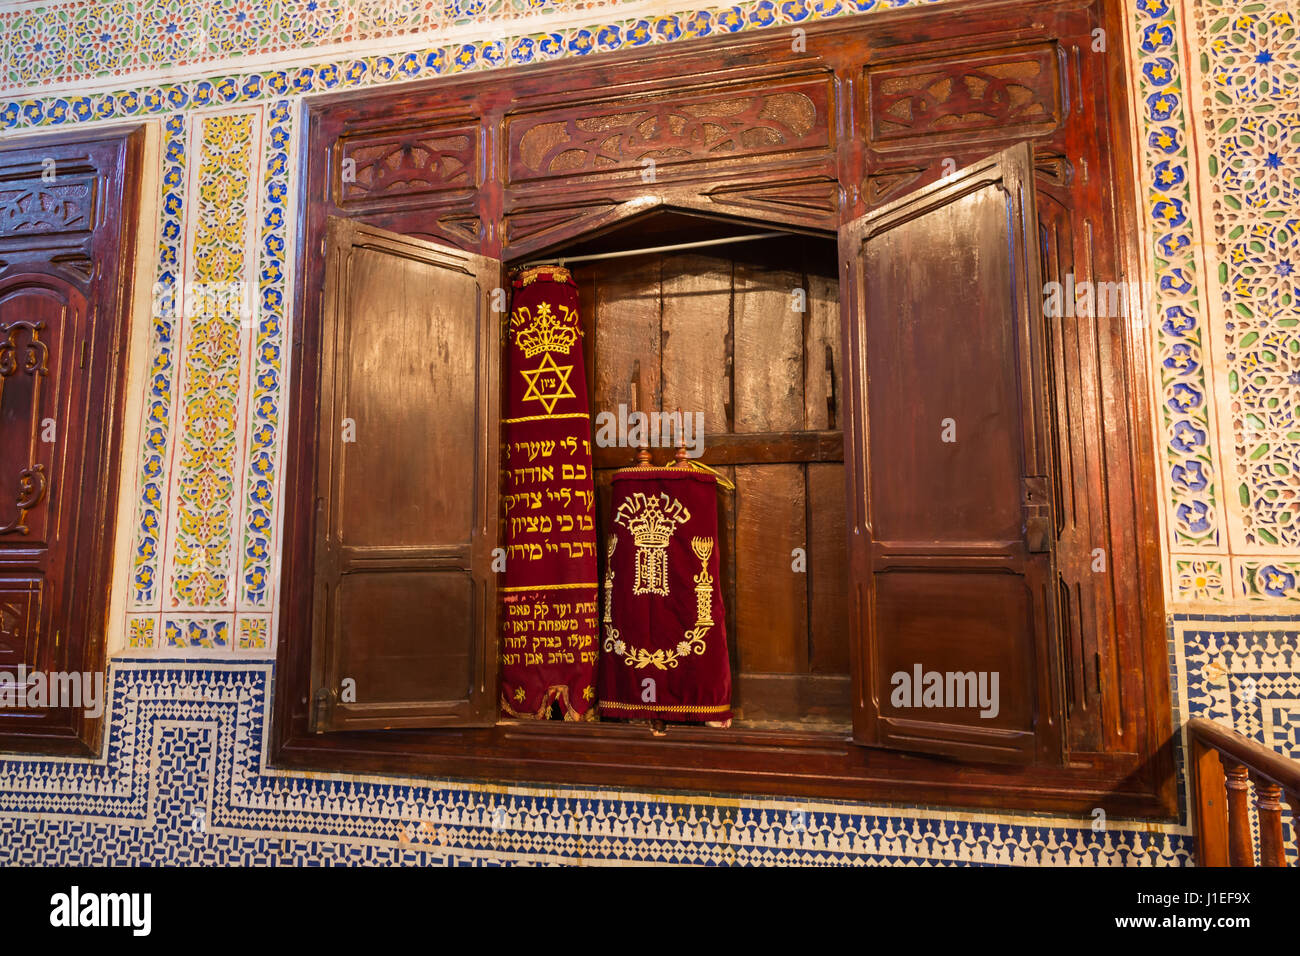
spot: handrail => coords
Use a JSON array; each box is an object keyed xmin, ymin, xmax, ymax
[{"xmin": 1187, "ymin": 717, "xmax": 1300, "ymax": 867}]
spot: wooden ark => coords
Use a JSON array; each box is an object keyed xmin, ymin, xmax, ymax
[{"xmin": 276, "ymin": 0, "xmax": 1177, "ymax": 816}]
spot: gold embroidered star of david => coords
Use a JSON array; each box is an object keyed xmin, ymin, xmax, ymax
[{"xmin": 519, "ymin": 352, "xmax": 576, "ymax": 414}]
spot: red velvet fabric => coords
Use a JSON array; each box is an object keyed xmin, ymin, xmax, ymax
[
  {"xmin": 499, "ymin": 267, "xmax": 598, "ymax": 720},
  {"xmin": 597, "ymin": 466, "xmax": 731, "ymax": 722}
]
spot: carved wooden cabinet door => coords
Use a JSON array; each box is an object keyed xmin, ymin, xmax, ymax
[
  {"xmin": 843, "ymin": 142, "xmax": 1063, "ymax": 765},
  {"xmin": 310, "ymin": 217, "xmax": 501, "ymax": 731},
  {"xmin": 0, "ymin": 276, "xmax": 83, "ymax": 677},
  {"xmin": 0, "ymin": 129, "xmax": 141, "ymax": 753}
]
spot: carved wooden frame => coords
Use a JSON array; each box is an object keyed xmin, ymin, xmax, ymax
[{"xmin": 276, "ymin": 0, "xmax": 1177, "ymax": 817}]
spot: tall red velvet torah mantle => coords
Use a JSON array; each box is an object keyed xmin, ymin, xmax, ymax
[
  {"xmin": 598, "ymin": 466, "xmax": 732, "ymax": 722},
  {"xmin": 500, "ymin": 267, "xmax": 599, "ymax": 720}
]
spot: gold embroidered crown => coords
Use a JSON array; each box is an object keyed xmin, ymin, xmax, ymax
[
  {"xmin": 616, "ymin": 493, "xmax": 690, "ymax": 549},
  {"xmin": 512, "ymin": 302, "xmax": 579, "ymax": 358}
]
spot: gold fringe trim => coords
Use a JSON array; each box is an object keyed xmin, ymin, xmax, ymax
[
  {"xmin": 599, "ymin": 700, "xmax": 732, "ymax": 714},
  {"xmin": 500, "ymin": 684, "xmax": 598, "ymax": 721},
  {"xmin": 513, "ymin": 265, "xmax": 574, "ymax": 287},
  {"xmin": 501, "ymin": 582, "xmax": 598, "ymax": 593}
]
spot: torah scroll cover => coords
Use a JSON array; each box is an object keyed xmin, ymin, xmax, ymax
[
  {"xmin": 598, "ymin": 467, "xmax": 731, "ymax": 722},
  {"xmin": 500, "ymin": 267, "xmax": 598, "ymax": 720}
]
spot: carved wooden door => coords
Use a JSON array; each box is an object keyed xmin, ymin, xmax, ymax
[
  {"xmin": 843, "ymin": 142, "xmax": 1063, "ymax": 765},
  {"xmin": 0, "ymin": 277, "xmax": 82, "ymax": 686},
  {"xmin": 0, "ymin": 129, "xmax": 141, "ymax": 753},
  {"xmin": 310, "ymin": 217, "xmax": 501, "ymax": 731}
]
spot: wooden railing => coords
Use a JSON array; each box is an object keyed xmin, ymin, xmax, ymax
[{"xmin": 1188, "ymin": 717, "xmax": 1300, "ymax": 866}]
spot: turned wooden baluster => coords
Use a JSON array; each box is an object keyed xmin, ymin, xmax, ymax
[
  {"xmin": 1254, "ymin": 775, "xmax": 1287, "ymax": 867},
  {"xmin": 1187, "ymin": 719, "xmax": 1300, "ymax": 866},
  {"xmin": 1224, "ymin": 759, "xmax": 1255, "ymax": 867}
]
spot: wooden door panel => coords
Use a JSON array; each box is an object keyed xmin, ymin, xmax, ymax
[
  {"xmin": 334, "ymin": 570, "xmax": 475, "ymax": 705},
  {"xmin": 807, "ymin": 462, "xmax": 849, "ymax": 676},
  {"xmin": 874, "ymin": 570, "xmax": 1037, "ymax": 729},
  {"xmin": 733, "ymin": 260, "xmax": 803, "ymax": 433},
  {"xmin": 660, "ymin": 253, "xmax": 730, "ymax": 430},
  {"xmin": 734, "ymin": 463, "xmax": 807, "ymax": 674},
  {"xmin": 334, "ymin": 245, "xmax": 478, "ymax": 550},
  {"xmin": 311, "ymin": 217, "xmax": 500, "ymax": 731},
  {"xmin": 0, "ymin": 282, "xmax": 80, "ymax": 688},
  {"xmin": 0, "ymin": 285, "xmax": 75, "ymax": 546},
  {"xmin": 846, "ymin": 142, "xmax": 1061, "ymax": 765},
  {"xmin": 0, "ymin": 577, "xmax": 42, "ymax": 675},
  {"xmin": 861, "ymin": 185, "xmax": 1025, "ymax": 544},
  {"xmin": 0, "ymin": 128, "xmax": 143, "ymax": 754}
]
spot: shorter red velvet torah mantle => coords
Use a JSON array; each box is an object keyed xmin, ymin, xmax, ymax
[
  {"xmin": 598, "ymin": 465, "xmax": 732, "ymax": 722},
  {"xmin": 499, "ymin": 266, "xmax": 599, "ymax": 720}
]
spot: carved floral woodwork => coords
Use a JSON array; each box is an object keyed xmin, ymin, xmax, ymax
[
  {"xmin": 507, "ymin": 76, "xmax": 832, "ymax": 186},
  {"xmin": 0, "ymin": 180, "xmax": 94, "ymax": 237},
  {"xmin": 0, "ymin": 319, "xmax": 47, "ymax": 377},
  {"xmin": 0, "ymin": 319, "xmax": 49, "ymax": 536},
  {"xmin": 865, "ymin": 44, "xmax": 1062, "ymax": 149},
  {"xmin": 336, "ymin": 124, "xmax": 477, "ymax": 205}
]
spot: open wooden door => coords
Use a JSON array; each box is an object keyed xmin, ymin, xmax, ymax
[
  {"xmin": 310, "ymin": 217, "xmax": 501, "ymax": 731},
  {"xmin": 843, "ymin": 142, "xmax": 1062, "ymax": 765}
]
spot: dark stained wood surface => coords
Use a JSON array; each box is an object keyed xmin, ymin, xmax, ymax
[
  {"xmin": 844, "ymin": 143, "xmax": 1060, "ymax": 765},
  {"xmin": 310, "ymin": 218, "xmax": 500, "ymax": 731},
  {"xmin": 0, "ymin": 127, "xmax": 144, "ymax": 756},
  {"xmin": 275, "ymin": 0, "xmax": 1176, "ymax": 814},
  {"xmin": 579, "ymin": 244, "xmax": 848, "ymax": 727}
]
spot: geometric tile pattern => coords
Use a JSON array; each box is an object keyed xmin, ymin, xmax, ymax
[
  {"xmin": 7, "ymin": 0, "xmax": 645, "ymax": 93},
  {"xmin": 0, "ymin": 662, "xmax": 1196, "ymax": 866},
  {"xmin": 1191, "ymin": 1, "xmax": 1300, "ymax": 552},
  {"xmin": 1174, "ymin": 557, "xmax": 1228, "ymax": 600},
  {"xmin": 1238, "ymin": 557, "xmax": 1300, "ymax": 599}
]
